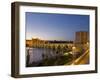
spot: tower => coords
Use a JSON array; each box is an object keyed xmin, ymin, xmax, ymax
[{"xmin": 74, "ymin": 31, "xmax": 89, "ymax": 47}]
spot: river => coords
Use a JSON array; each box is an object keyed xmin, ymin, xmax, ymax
[{"xmin": 26, "ymin": 47, "xmax": 57, "ymax": 64}]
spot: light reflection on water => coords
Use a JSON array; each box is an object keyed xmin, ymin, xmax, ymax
[{"xmin": 26, "ymin": 48, "xmax": 56, "ymax": 64}]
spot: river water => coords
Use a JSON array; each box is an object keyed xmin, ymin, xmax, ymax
[{"xmin": 26, "ymin": 48, "xmax": 57, "ymax": 64}]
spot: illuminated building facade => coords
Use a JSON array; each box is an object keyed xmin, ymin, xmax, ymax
[
  {"xmin": 74, "ymin": 31, "xmax": 89, "ymax": 49},
  {"xmin": 75, "ymin": 31, "xmax": 89, "ymax": 44}
]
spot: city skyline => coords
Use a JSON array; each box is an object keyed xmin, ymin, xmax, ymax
[{"xmin": 26, "ymin": 12, "xmax": 89, "ymax": 41}]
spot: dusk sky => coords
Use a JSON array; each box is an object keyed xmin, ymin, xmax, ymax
[{"xmin": 26, "ymin": 12, "xmax": 89, "ymax": 41}]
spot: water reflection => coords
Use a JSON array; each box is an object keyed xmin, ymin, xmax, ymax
[
  {"xmin": 26, "ymin": 46, "xmax": 74, "ymax": 67},
  {"xmin": 26, "ymin": 47, "xmax": 57, "ymax": 65}
]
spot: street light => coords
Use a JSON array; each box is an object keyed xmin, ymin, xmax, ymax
[
  {"xmin": 72, "ymin": 46, "xmax": 76, "ymax": 64},
  {"xmin": 72, "ymin": 46, "xmax": 76, "ymax": 50}
]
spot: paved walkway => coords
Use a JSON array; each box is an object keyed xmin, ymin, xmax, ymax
[{"xmin": 71, "ymin": 49, "xmax": 89, "ymax": 65}]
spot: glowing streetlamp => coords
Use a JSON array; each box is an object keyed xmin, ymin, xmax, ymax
[
  {"xmin": 72, "ymin": 46, "xmax": 76, "ymax": 64},
  {"xmin": 72, "ymin": 46, "xmax": 76, "ymax": 50}
]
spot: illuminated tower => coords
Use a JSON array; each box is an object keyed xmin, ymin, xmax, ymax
[{"xmin": 75, "ymin": 31, "xmax": 89, "ymax": 46}]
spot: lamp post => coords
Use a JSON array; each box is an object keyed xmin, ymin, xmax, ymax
[{"xmin": 72, "ymin": 46, "xmax": 76, "ymax": 64}]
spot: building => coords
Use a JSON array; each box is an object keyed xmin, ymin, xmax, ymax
[
  {"xmin": 74, "ymin": 31, "xmax": 89, "ymax": 49},
  {"xmin": 75, "ymin": 31, "xmax": 89, "ymax": 44},
  {"xmin": 26, "ymin": 40, "xmax": 33, "ymax": 47},
  {"xmin": 26, "ymin": 38, "xmax": 48, "ymax": 47}
]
